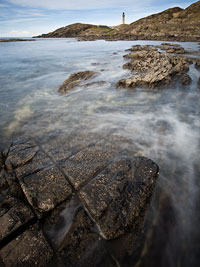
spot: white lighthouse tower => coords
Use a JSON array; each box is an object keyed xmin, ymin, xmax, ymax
[{"xmin": 122, "ymin": 12, "xmax": 125, "ymax": 24}]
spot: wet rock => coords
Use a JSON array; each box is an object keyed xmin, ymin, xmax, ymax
[
  {"xmin": 0, "ymin": 198, "xmax": 34, "ymax": 242},
  {"xmin": 82, "ymin": 81, "xmax": 106, "ymax": 87},
  {"xmin": 19, "ymin": 166, "xmax": 73, "ymax": 214},
  {"xmin": 44, "ymin": 200, "xmax": 115, "ymax": 267},
  {"xmin": 128, "ymin": 45, "xmax": 155, "ymax": 52},
  {"xmin": 0, "ymin": 38, "xmax": 35, "ymax": 42},
  {"xmin": 0, "ymin": 139, "xmax": 159, "ymax": 266},
  {"xmin": 58, "ymin": 71, "xmax": 98, "ymax": 93},
  {"xmin": 91, "ymin": 62, "xmax": 100, "ymax": 66},
  {"xmin": 5, "ymin": 140, "xmax": 73, "ymax": 215},
  {"xmin": 181, "ymin": 73, "xmax": 192, "ymax": 85},
  {"xmin": 60, "ymin": 144, "xmax": 117, "ymax": 190},
  {"xmin": 42, "ymin": 196, "xmax": 81, "ymax": 250},
  {"xmin": 0, "ymin": 223, "xmax": 53, "ymax": 266},
  {"xmin": 117, "ymin": 45, "xmax": 190, "ymax": 89},
  {"xmin": 79, "ymin": 156, "xmax": 159, "ymax": 239},
  {"xmin": 107, "ymin": 228, "xmax": 145, "ymax": 266},
  {"xmin": 159, "ymin": 43, "xmax": 185, "ymax": 54},
  {"xmin": 6, "ymin": 140, "xmax": 39, "ymax": 170},
  {"xmin": 195, "ymin": 59, "xmax": 200, "ymax": 70}
]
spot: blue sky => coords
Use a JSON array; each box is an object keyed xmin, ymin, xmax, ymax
[{"xmin": 0, "ymin": 0, "xmax": 197, "ymax": 37}]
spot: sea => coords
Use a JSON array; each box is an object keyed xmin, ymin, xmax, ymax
[{"xmin": 0, "ymin": 38, "xmax": 200, "ymax": 266}]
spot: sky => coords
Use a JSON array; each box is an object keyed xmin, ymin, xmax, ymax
[{"xmin": 0, "ymin": 0, "xmax": 197, "ymax": 37}]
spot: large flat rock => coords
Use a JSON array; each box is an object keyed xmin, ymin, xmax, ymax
[
  {"xmin": 61, "ymin": 144, "xmax": 117, "ymax": 190},
  {"xmin": 5, "ymin": 140, "xmax": 73, "ymax": 214},
  {"xmin": 0, "ymin": 223, "xmax": 53, "ymax": 266},
  {"xmin": 1, "ymin": 138, "xmax": 160, "ymax": 266},
  {"xmin": 19, "ymin": 165, "xmax": 73, "ymax": 213},
  {"xmin": 79, "ymin": 156, "xmax": 159, "ymax": 239}
]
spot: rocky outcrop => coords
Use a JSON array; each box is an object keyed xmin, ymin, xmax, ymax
[
  {"xmin": 35, "ymin": 1, "xmax": 200, "ymax": 42},
  {"xmin": 157, "ymin": 43, "xmax": 186, "ymax": 54},
  {"xmin": 117, "ymin": 45, "xmax": 191, "ymax": 89},
  {"xmin": 0, "ymin": 39, "xmax": 35, "ymax": 42},
  {"xmin": 0, "ymin": 139, "xmax": 159, "ymax": 266},
  {"xmin": 58, "ymin": 71, "xmax": 98, "ymax": 93}
]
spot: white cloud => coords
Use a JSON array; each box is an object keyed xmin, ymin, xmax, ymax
[
  {"xmin": 5, "ymin": 29, "xmax": 30, "ymax": 37},
  {"xmin": 6, "ymin": 0, "xmax": 153, "ymax": 10}
]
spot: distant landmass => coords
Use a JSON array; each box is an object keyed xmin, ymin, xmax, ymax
[{"xmin": 35, "ymin": 1, "xmax": 200, "ymax": 41}]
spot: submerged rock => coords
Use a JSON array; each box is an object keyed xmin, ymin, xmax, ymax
[
  {"xmin": 0, "ymin": 139, "xmax": 159, "ymax": 266},
  {"xmin": 58, "ymin": 71, "xmax": 98, "ymax": 93},
  {"xmin": 195, "ymin": 59, "xmax": 200, "ymax": 70},
  {"xmin": 117, "ymin": 45, "xmax": 190, "ymax": 89},
  {"xmin": 181, "ymin": 73, "xmax": 192, "ymax": 85}
]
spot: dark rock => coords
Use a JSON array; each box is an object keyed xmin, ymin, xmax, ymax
[
  {"xmin": 198, "ymin": 77, "xmax": 200, "ymax": 89},
  {"xmin": 195, "ymin": 59, "xmax": 200, "ymax": 70},
  {"xmin": 60, "ymin": 144, "xmax": 117, "ymax": 190},
  {"xmin": 42, "ymin": 196, "xmax": 81, "ymax": 250},
  {"xmin": 5, "ymin": 140, "xmax": 73, "ymax": 214},
  {"xmin": 0, "ymin": 38, "xmax": 35, "ymax": 42},
  {"xmin": 79, "ymin": 156, "xmax": 159, "ymax": 240},
  {"xmin": 43, "ymin": 199, "xmax": 115, "ymax": 267},
  {"xmin": 82, "ymin": 81, "xmax": 106, "ymax": 87},
  {"xmin": 58, "ymin": 71, "xmax": 98, "ymax": 93},
  {"xmin": 0, "ymin": 199, "xmax": 34, "ymax": 242},
  {"xmin": 0, "ymin": 139, "xmax": 159, "ymax": 266},
  {"xmin": 0, "ymin": 223, "xmax": 53, "ymax": 266},
  {"xmin": 0, "ymin": 169, "xmax": 8, "ymax": 191},
  {"xmin": 181, "ymin": 73, "xmax": 192, "ymax": 85},
  {"xmin": 18, "ymin": 165, "xmax": 72, "ymax": 213},
  {"xmin": 91, "ymin": 62, "xmax": 100, "ymax": 66},
  {"xmin": 6, "ymin": 140, "xmax": 39, "ymax": 170}
]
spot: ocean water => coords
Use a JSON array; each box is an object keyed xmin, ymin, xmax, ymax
[{"xmin": 0, "ymin": 38, "xmax": 200, "ymax": 266}]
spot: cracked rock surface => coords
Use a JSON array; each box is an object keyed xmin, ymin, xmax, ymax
[{"xmin": 0, "ymin": 138, "xmax": 159, "ymax": 266}]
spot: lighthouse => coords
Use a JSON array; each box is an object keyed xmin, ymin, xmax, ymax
[{"xmin": 122, "ymin": 12, "xmax": 125, "ymax": 24}]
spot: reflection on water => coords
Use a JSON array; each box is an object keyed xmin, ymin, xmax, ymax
[{"xmin": 0, "ymin": 39, "xmax": 200, "ymax": 266}]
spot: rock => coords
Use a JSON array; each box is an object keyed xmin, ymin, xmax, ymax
[
  {"xmin": 60, "ymin": 144, "xmax": 117, "ymax": 190},
  {"xmin": 5, "ymin": 140, "xmax": 73, "ymax": 215},
  {"xmin": 0, "ymin": 139, "xmax": 159, "ymax": 266},
  {"xmin": 198, "ymin": 77, "xmax": 200, "ymax": 89},
  {"xmin": 0, "ymin": 198, "xmax": 35, "ymax": 242},
  {"xmin": 159, "ymin": 43, "xmax": 185, "ymax": 54},
  {"xmin": 44, "ymin": 204, "xmax": 113, "ymax": 267},
  {"xmin": 0, "ymin": 223, "xmax": 53, "ymax": 266},
  {"xmin": 58, "ymin": 71, "xmax": 98, "ymax": 93},
  {"xmin": 117, "ymin": 45, "xmax": 190, "ymax": 89},
  {"xmin": 0, "ymin": 38, "xmax": 35, "ymax": 42},
  {"xmin": 79, "ymin": 156, "xmax": 159, "ymax": 239},
  {"xmin": 82, "ymin": 81, "xmax": 106, "ymax": 87},
  {"xmin": 195, "ymin": 59, "xmax": 200, "ymax": 70},
  {"xmin": 181, "ymin": 73, "xmax": 192, "ymax": 85}
]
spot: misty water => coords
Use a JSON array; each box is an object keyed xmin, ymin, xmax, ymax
[{"xmin": 0, "ymin": 38, "xmax": 200, "ymax": 266}]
